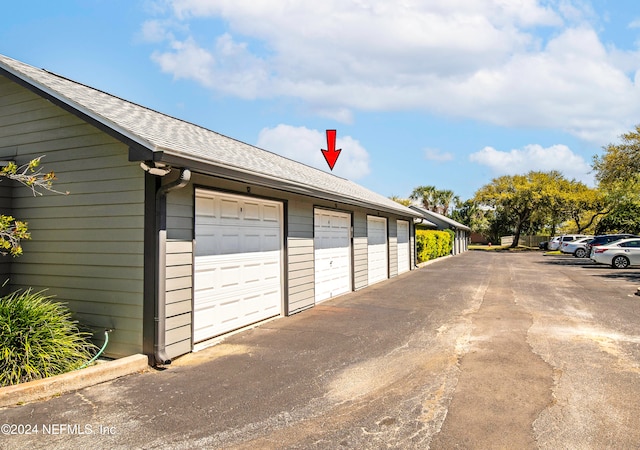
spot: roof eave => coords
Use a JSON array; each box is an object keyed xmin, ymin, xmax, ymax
[
  {"xmin": 156, "ymin": 152, "xmax": 422, "ymax": 218},
  {"xmin": 409, "ymin": 205, "xmax": 471, "ymax": 231}
]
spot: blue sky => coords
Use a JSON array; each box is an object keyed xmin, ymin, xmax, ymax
[{"xmin": 3, "ymin": 1, "xmax": 640, "ymax": 201}]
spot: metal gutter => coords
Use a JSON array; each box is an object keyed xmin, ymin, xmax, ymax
[{"xmin": 155, "ymin": 153, "xmax": 422, "ymax": 219}]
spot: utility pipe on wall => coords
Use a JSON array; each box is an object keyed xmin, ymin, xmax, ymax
[{"xmin": 154, "ymin": 168, "xmax": 191, "ymax": 365}]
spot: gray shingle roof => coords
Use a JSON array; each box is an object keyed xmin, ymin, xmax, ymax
[
  {"xmin": 410, "ymin": 205, "xmax": 471, "ymax": 231},
  {"xmin": 0, "ymin": 54, "xmax": 419, "ymax": 217}
]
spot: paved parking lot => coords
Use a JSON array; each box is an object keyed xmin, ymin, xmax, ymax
[{"xmin": 2, "ymin": 251, "xmax": 640, "ymax": 449}]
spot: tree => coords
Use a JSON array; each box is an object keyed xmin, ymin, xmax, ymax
[
  {"xmin": 1, "ymin": 157, "xmax": 65, "ymax": 256},
  {"xmin": 593, "ymin": 125, "xmax": 640, "ymax": 187},
  {"xmin": 474, "ymin": 171, "xmax": 567, "ymax": 248},
  {"xmin": 594, "ymin": 200, "xmax": 640, "ymax": 234},
  {"xmin": 389, "ymin": 195, "xmax": 412, "ymax": 207},
  {"xmin": 591, "ymin": 177, "xmax": 640, "ymax": 234},
  {"xmin": 410, "ymin": 185, "xmax": 437, "ymax": 211},
  {"xmin": 592, "ymin": 126, "xmax": 640, "ymax": 233},
  {"xmin": 410, "ymin": 185, "xmax": 460, "ymax": 216},
  {"xmin": 563, "ymin": 181, "xmax": 608, "ymax": 233},
  {"xmin": 434, "ymin": 189, "xmax": 457, "ymax": 215},
  {"xmin": 450, "ymin": 199, "xmax": 484, "ymax": 230}
]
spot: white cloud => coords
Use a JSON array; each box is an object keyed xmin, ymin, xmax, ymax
[
  {"xmin": 630, "ymin": 18, "xmax": 640, "ymax": 29},
  {"xmin": 424, "ymin": 148, "xmax": 454, "ymax": 162},
  {"xmin": 469, "ymin": 144, "xmax": 593, "ymax": 183},
  {"xmin": 145, "ymin": 0, "xmax": 640, "ymax": 145},
  {"xmin": 139, "ymin": 20, "xmax": 171, "ymax": 43},
  {"xmin": 151, "ymin": 34, "xmax": 270, "ymax": 98},
  {"xmin": 256, "ymin": 125, "xmax": 370, "ymax": 179}
]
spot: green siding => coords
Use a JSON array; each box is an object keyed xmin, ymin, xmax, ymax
[
  {"xmin": 353, "ymin": 211, "xmax": 368, "ymax": 290},
  {"xmin": 0, "ymin": 172, "xmax": 11, "ymax": 292},
  {"xmin": 388, "ymin": 218, "xmax": 398, "ymax": 278},
  {"xmin": 0, "ymin": 76, "xmax": 145, "ymax": 358},
  {"xmin": 287, "ymin": 199, "xmax": 315, "ymax": 313},
  {"xmin": 165, "ymin": 240, "xmax": 192, "ymax": 359}
]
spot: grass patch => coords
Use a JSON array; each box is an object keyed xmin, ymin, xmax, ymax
[{"xmin": 0, "ymin": 289, "xmax": 97, "ymax": 387}]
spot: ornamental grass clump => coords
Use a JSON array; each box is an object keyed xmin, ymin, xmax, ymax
[{"xmin": 0, "ymin": 289, "xmax": 97, "ymax": 387}]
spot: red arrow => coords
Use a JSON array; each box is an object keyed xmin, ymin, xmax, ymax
[{"xmin": 321, "ymin": 129, "xmax": 341, "ymax": 171}]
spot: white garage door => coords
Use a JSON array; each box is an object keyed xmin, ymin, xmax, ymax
[
  {"xmin": 367, "ymin": 216, "xmax": 388, "ymax": 285},
  {"xmin": 314, "ymin": 209, "xmax": 351, "ymax": 303},
  {"xmin": 194, "ymin": 189, "xmax": 282, "ymax": 343},
  {"xmin": 397, "ymin": 220, "xmax": 410, "ymax": 274}
]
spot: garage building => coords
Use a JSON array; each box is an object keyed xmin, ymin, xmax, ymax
[
  {"xmin": 410, "ymin": 205, "xmax": 470, "ymax": 255},
  {"xmin": 0, "ymin": 54, "xmax": 421, "ymax": 364}
]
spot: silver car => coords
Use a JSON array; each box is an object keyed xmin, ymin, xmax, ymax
[
  {"xmin": 590, "ymin": 238, "xmax": 640, "ymax": 268},
  {"xmin": 548, "ymin": 234, "xmax": 589, "ymax": 251},
  {"xmin": 560, "ymin": 236, "xmax": 593, "ymax": 258}
]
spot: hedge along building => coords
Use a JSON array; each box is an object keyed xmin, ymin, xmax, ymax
[
  {"xmin": 409, "ymin": 205, "xmax": 471, "ymax": 255},
  {"xmin": 0, "ymin": 54, "xmax": 421, "ymax": 365}
]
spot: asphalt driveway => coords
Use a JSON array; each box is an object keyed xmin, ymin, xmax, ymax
[{"xmin": 2, "ymin": 251, "xmax": 640, "ymax": 449}]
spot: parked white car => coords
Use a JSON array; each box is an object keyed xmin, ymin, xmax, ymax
[
  {"xmin": 547, "ymin": 236, "xmax": 561, "ymax": 251},
  {"xmin": 560, "ymin": 236, "xmax": 593, "ymax": 258},
  {"xmin": 548, "ymin": 234, "xmax": 589, "ymax": 251},
  {"xmin": 590, "ymin": 238, "xmax": 640, "ymax": 268}
]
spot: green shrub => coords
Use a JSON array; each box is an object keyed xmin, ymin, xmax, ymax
[
  {"xmin": 0, "ymin": 289, "xmax": 97, "ymax": 387},
  {"xmin": 416, "ymin": 229, "xmax": 454, "ymax": 263}
]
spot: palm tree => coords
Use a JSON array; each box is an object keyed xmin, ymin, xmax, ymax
[
  {"xmin": 435, "ymin": 189, "xmax": 456, "ymax": 216},
  {"xmin": 410, "ymin": 185, "xmax": 437, "ymax": 211}
]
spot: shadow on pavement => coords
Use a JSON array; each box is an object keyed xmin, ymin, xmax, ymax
[{"xmin": 538, "ymin": 254, "xmax": 640, "ymax": 283}]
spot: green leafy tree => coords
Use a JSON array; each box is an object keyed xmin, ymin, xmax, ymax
[
  {"xmin": 592, "ymin": 177, "xmax": 640, "ymax": 234},
  {"xmin": 1, "ymin": 157, "xmax": 66, "ymax": 256},
  {"xmin": 593, "ymin": 125, "xmax": 640, "ymax": 186},
  {"xmin": 563, "ymin": 181, "xmax": 608, "ymax": 234},
  {"xmin": 474, "ymin": 171, "xmax": 568, "ymax": 248},
  {"xmin": 593, "ymin": 126, "xmax": 640, "ymax": 233},
  {"xmin": 450, "ymin": 199, "xmax": 484, "ymax": 230}
]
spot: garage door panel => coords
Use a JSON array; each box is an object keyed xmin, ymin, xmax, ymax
[
  {"xmin": 220, "ymin": 198, "xmax": 240, "ymax": 218},
  {"xmin": 368, "ymin": 217, "xmax": 388, "ymax": 285},
  {"xmin": 194, "ymin": 190, "xmax": 282, "ymax": 343},
  {"xmin": 263, "ymin": 204, "xmax": 279, "ymax": 222},
  {"xmin": 243, "ymin": 202, "xmax": 261, "ymax": 220},
  {"xmin": 314, "ymin": 209, "xmax": 351, "ymax": 303}
]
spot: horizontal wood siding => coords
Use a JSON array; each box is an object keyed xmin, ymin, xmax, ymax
[
  {"xmin": 165, "ymin": 240, "xmax": 192, "ymax": 359},
  {"xmin": 288, "ymin": 237, "xmax": 314, "ymax": 313},
  {"xmin": 410, "ymin": 221, "xmax": 416, "ymax": 269},
  {"xmin": 166, "ymin": 179, "xmax": 194, "ymax": 241},
  {"xmin": 0, "ymin": 76, "xmax": 145, "ymax": 357},
  {"xmin": 353, "ymin": 211, "xmax": 368, "ymax": 290},
  {"xmin": 287, "ymin": 199, "xmax": 314, "ymax": 313},
  {"xmin": 0, "ymin": 175, "xmax": 12, "ymax": 293},
  {"xmin": 389, "ymin": 236, "xmax": 398, "ymax": 278},
  {"xmin": 388, "ymin": 219, "xmax": 398, "ymax": 278}
]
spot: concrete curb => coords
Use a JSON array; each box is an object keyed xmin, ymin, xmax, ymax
[{"xmin": 0, "ymin": 354, "xmax": 149, "ymax": 408}]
